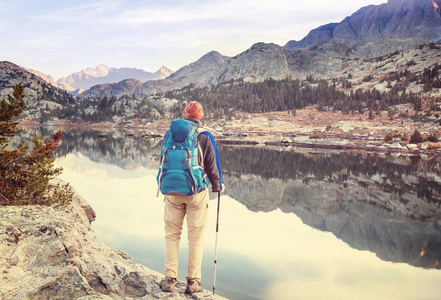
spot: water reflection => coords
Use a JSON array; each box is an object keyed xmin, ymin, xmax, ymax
[
  {"xmin": 12, "ymin": 127, "xmax": 441, "ymax": 299},
  {"xmin": 218, "ymin": 146, "xmax": 441, "ymax": 270}
]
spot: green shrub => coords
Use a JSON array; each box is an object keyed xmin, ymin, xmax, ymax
[
  {"xmin": 427, "ymin": 133, "xmax": 439, "ymax": 143},
  {"xmin": 409, "ymin": 129, "xmax": 424, "ymax": 144},
  {"xmin": 384, "ymin": 130, "xmax": 407, "ymax": 142},
  {"xmin": 384, "ymin": 132, "xmax": 394, "ymax": 142}
]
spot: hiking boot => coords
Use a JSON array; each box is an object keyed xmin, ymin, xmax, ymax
[
  {"xmin": 185, "ymin": 279, "xmax": 203, "ymax": 294},
  {"xmin": 160, "ymin": 276, "xmax": 177, "ymax": 292}
]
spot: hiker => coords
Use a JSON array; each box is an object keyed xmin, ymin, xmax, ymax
[{"xmin": 157, "ymin": 101, "xmax": 223, "ymax": 294}]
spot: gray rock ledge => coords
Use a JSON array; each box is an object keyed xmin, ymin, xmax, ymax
[{"xmin": 0, "ymin": 186, "xmax": 226, "ymax": 300}]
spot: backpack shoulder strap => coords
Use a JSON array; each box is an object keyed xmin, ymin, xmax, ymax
[
  {"xmin": 195, "ymin": 127, "xmax": 206, "ymax": 170},
  {"xmin": 196, "ymin": 127, "xmax": 207, "ymax": 134}
]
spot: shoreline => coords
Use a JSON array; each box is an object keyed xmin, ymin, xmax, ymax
[
  {"xmin": 18, "ymin": 105, "xmax": 441, "ymax": 157},
  {"xmin": 18, "ymin": 125, "xmax": 441, "ymax": 159}
]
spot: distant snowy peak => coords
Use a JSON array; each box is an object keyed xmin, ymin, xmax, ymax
[{"xmin": 57, "ymin": 64, "xmax": 173, "ymax": 91}]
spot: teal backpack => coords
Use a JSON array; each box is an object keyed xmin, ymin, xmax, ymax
[{"xmin": 156, "ymin": 119, "xmax": 208, "ymax": 196}]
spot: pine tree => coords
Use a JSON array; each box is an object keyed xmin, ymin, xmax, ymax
[
  {"xmin": 0, "ymin": 84, "xmax": 26, "ymax": 145},
  {"xmin": 0, "ymin": 84, "xmax": 73, "ymax": 206},
  {"xmin": 409, "ymin": 129, "xmax": 424, "ymax": 144}
]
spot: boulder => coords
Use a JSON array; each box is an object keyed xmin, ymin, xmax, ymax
[
  {"xmin": 271, "ymin": 134, "xmax": 283, "ymax": 143},
  {"xmin": 268, "ymin": 120, "xmax": 279, "ymax": 128},
  {"xmin": 428, "ymin": 142, "xmax": 441, "ymax": 150},
  {"xmin": 390, "ymin": 142, "xmax": 403, "ymax": 150},
  {"xmin": 335, "ymin": 121, "xmax": 355, "ymax": 133},
  {"xmin": 421, "ymin": 142, "xmax": 430, "ymax": 150}
]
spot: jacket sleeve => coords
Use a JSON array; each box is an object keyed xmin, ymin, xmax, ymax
[{"xmin": 199, "ymin": 132, "xmax": 222, "ymax": 192}]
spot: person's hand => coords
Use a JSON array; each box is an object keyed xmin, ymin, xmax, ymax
[{"xmin": 213, "ymin": 184, "xmax": 225, "ymax": 194}]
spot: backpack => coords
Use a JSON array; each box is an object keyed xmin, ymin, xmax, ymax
[{"xmin": 156, "ymin": 119, "xmax": 208, "ymax": 196}]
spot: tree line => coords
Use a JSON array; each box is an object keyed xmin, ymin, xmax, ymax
[
  {"xmin": 166, "ymin": 63, "xmax": 440, "ymax": 119},
  {"xmin": 22, "ymin": 62, "xmax": 441, "ymax": 123},
  {"xmin": 40, "ymin": 95, "xmax": 164, "ymax": 123}
]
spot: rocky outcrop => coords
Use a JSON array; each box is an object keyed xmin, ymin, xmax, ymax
[
  {"xmin": 0, "ymin": 186, "xmax": 224, "ymax": 299},
  {"xmin": 81, "ymin": 78, "xmax": 144, "ymax": 99},
  {"xmin": 143, "ymin": 51, "xmax": 228, "ymax": 94},
  {"xmin": 25, "ymin": 68, "xmax": 60, "ymax": 88},
  {"xmin": 0, "ymin": 61, "xmax": 77, "ymax": 122},
  {"xmin": 212, "ymin": 43, "xmax": 290, "ymax": 83},
  {"xmin": 130, "ymin": 42, "xmax": 353, "ymax": 95}
]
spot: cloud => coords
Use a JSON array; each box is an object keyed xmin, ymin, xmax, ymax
[{"xmin": 2, "ymin": 0, "xmax": 389, "ymax": 78}]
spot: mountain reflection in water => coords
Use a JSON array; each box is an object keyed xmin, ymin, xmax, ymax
[
  {"xmin": 13, "ymin": 127, "xmax": 441, "ymax": 299},
  {"xmin": 219, "ymin": 145, "xmax": 441, "ymax": 270}
]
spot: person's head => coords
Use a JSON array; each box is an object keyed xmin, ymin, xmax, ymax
[{"xmin": 183, "ymin": 101, "xmax": 203, "ymax": 120}]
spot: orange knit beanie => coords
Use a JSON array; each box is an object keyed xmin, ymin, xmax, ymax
[{"xmin": 183, "ymin": 101, "xmax": 203, "ymax": 120}]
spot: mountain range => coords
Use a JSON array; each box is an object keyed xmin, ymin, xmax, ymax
[
  {"xmin": 79, "ymin": 0, "xmax": 441, "ymax": 98},
  {"xmin": 285, "ymin": 0, "xmax": 441, "ymax": 51},
  {"xmin": 1, "ymin": 0, "xmax": 440, "ymax": 123},
  {"xmin": 55, "ymin": 64, "xmax": 173, "ymax": 92}
]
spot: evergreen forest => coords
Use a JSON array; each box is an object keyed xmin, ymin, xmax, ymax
[{"xmin": 166, "ymin": 63, "xmax": 441, "ymax": 120}]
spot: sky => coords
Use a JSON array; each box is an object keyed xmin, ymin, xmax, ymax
[{"xmin": 0, "ymin": 0, "xmax": 387, "ymax": 80}]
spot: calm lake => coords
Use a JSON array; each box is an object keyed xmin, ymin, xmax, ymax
[{"xmin": 13, "ymin": 127, "xmax": 441, "ymax": 300}]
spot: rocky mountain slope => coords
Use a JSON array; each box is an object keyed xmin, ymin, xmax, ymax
[
  {"xmin": 1, "ymin": 0, "xmax": 440, "ymax": 127},
  {"xmin": 79, "ymin": 0, "xmax": 441, "ymax": 98},
  {"xmin": 284, "ymin": 0, "xmax": 441, "ymax": 56},
  {"xmin": 25, "ymin": 68, "xmax": 59, "ymax": 87},
  {"xmin": 0, "ymin": 61, "xmax": 76, "ymax": 121},
  {"xmin": 143, "ymin": 51, "xmax": 228, "ymax": 94},
  {"xmin": 58, "ymin": 64, "xmax": 173, "ymax": 92},
  {"xmin": 0, "ymin": 61, "xmax": 167, "ymax": 124},
  {"xmin": 94, "ymin": 40, "xmax": 440, "ymax": 98},
  {"xmin": 81, "ymin": 78, "xmax": 145, "ymax": 99}
]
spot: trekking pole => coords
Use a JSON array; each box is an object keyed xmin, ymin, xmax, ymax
[{"xmin": 213, "ymin": 192, "xmax": 221, "ymax": 295}]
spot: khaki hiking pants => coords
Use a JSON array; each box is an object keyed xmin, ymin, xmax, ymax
[{"xmin": 164, "ymin": 189, "xmax": 209, "ymax": 281}]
